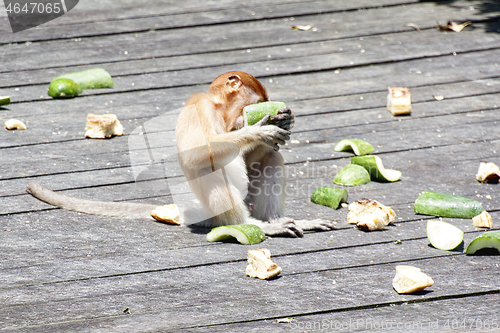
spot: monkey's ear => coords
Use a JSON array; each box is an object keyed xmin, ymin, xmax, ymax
[{"xmin": 227, "ymin": 74, "xmax": 242, "ymax": 92}]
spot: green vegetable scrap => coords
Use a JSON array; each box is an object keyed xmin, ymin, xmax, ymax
[
  {"xmin": 465, "ymin": 230, "xmax": 500, "ymax": 255},
  {"xmin": 48, "ymin": 78, "xmax": 82, "ymax": 99},
  {"xmin": 333, "ymin": 138, "xmax": 374, "ymax": 156},
  {"xmin": 48, "ymin": 68, "xmax": 114, "ymax": 99},
  {"xmin": 333, "ymin": 164, "xmax": 371, "ymax": 186},
  {"xmin": 414, "ymin": 191, "xmax": 484, "ymax": 219},
  {"xmin": 206, "ymin": 224, "xmax": 266, "ymax": 245},
  {"xmin": 310, "ymin": 186, "xmax": 348, "ymax": 209},
  {"xmin": 55, "ymin": 68, "xmax": 114, "ymax": 89},
  {"xmin": 0, "ymin": 96, "xmax": 11, "ymax": 106},
  {"xmin": 351, "ymin": 155, "xmax": 402, "ymax": 182},
  {"xmin": 243, "ymin": 101, "xmax": 286, "ymax": 126}
]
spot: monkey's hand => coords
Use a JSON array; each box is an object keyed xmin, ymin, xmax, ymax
[
  {"xmin": 254, "ymin": 114, "xmax": 291, "ymax": 151},
  {"xmin": 271, "ymin": 107, "xmax": 295, "ymax": 131}
]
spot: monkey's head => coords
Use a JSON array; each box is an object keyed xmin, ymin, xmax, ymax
[
  {"xmin": 210, "ymin": 71, "xmax": 268, "ymax": 104},
  {"xmin": 209, "ymin": 71, "xmax": 269, "ymax": 130}
]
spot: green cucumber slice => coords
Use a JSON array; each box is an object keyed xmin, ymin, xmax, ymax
[
  {"xmin": 206, "ymin": 224, "xmax": 265, "ymax": 245},
  {"xmin": 333, "ymin": 139, "xmax": 374, "ymax": 156},
  {"xmin": 48, "ymin": 78, "xmax": 82, "ymax": 99},
  {"xmin": 414, "ymin": 191, "xmax": 484, "ymax": 219},
  {"xmin": 426, "ymin": 220, "xmax": 464, "ymax": 251},
  {"xmin": 0, "ymin": 96, "xmax": 11, "ymax": 106},
  {"xmin": 310, "ymin": 186, "xmax": 348, "ymax": 209},
  {"xmin": 243, "ymin": 101, "xmax": 286, "ymax": 126},
  {"xmin": 55, "ymin": 68, "xmax": 114, "ymax": 89},
  {"xmin": 350, "ymin": 155, "xmax": 402, "ymax": 182},
  {"xmin": 333, "ymin": 164, "xmax": 371, "ymax": 186},
  {"xmin": 465, "ymin": 231, "xmax": 500, "ymax": 254}
]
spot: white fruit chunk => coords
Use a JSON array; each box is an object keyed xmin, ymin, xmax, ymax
[
  {"xmin": 246, "ymin": 248, "xmax": 282, "ymax": 280},
  {"xmin": 150, "ymin": 204, "xmax": 180, "ymax": 225},
  {"xmin": 85, "ymin": 113, "xmax": 124, "ymax": 139},
  {"xmin": 476, "ymin": 162, "xmax": 500, "ymax": 183},
  {"xmin": 426, "ymin": 220, "xmax": 464, "ymax": 251},
  {"xmin": 393, "ymin": 265, "xmax": 434, "ymax": 294},
  {"xmin": 387, "ymin": 87, "xmax": 411, "ymax": 116},
  {"xmin": 347, "ymin": 198, "xmax": 396, "ymax": 231}
]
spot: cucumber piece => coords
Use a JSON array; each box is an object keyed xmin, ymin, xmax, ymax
[
  {"xmin": 0, "ymin": 96, "xmax": 11, "ymax": 106},
  {"xmin": 310, "ymin": 186, "xmax": 348, "ymax": 209},
  {"xmin": 243, "ymin": 101, "xmax": 286, "ymax": 126},
  {"xmin": 48, "ymin": 78, "xmax": 82, "ymax": 99},
  {"xmin": 426, "ymin": 220, "xmax": 464, "ymax": 251},
  {"xmin": 206, "ymin": 224, "xmax": 265, "ymax": 245},
  {"xmin": 333, "ymin": 139, "xmax": 374, "ymax": 156},
  {"xmin": 55, "ymin": 68, "xmax": 114, "ymax": 89},
  {"xmin": 465, "ymin": 231, "xmax": 500, "ymax": 254},
  {"xmin": 414, "ymin": 191, "xmax": 484, "ymax": 219},
  {"xmin": 350, "ymin": 155, "xmax": 402, "ymax": 182},
  {"xmin": 333, "ymin": 164, "xmax": 371, "ymax": 186}
]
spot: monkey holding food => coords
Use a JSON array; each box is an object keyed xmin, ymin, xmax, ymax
[{"xmin": 27, "ymin": 71, "xmax": 335, "ymax": 237}]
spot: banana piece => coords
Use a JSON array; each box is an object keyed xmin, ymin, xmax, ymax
[
  {"xmin": 5, "ymin": 119, "xmax": 26, "ymax": 130},
  {"xmin": 246, "ymin": 248, "xmax": 282, "ymax": 280}
]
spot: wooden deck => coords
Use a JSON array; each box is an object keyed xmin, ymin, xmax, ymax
[{"xmin": 1, "ymin": 0, "xmax": 500, "ymax": 331}]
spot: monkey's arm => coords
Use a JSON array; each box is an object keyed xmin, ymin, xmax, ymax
[
  {"xmin": 213, "ymin": 115, "xmax": 290, "ymax": 154},
  {"xmin": 26, "ymin": 181, "xmax": 158, "ymax": 219}
]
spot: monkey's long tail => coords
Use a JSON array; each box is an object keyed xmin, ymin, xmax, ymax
[{"xmin": 26, "ymin": 181, "xmax": 158, "ymax": 219}]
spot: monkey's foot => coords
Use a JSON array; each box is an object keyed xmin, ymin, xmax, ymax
[
  {"xmin": 249, "ymin": 217, "xmax": 304, "ymax": 237},
  {"xmin": 294, "ymin": 218, "xmax": 337, "ymax": 231}
]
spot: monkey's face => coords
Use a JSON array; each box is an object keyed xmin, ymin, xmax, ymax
[{"xmin": 226, "ymin": 85, "xmax": 268, "ymax": 131}]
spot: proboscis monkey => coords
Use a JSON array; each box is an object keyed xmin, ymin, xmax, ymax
[{"xmin": 26, "ymin": 71, "xmax": 335, "ymax": 237}]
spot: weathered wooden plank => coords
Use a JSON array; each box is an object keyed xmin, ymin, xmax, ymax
[
  {"xmin": 1, "ymin": 48, "xmax": 499, "ymax": 155},
  {"xmin": 1, "ymin": 180, "xmax": 496, "ymax": 279},
  {"xmin": 2, "ymin": 169, "xmax": 500, "ymax": 270},
  {"xmin": 2, "ymin": 43, "xmax": 500, "ymax": 109},
  {"xmin": 2, "ymin": 18, "xmax": 500, "ymax": 88},
  {"xmin": 1, "ymin": 113, "xmax": 499, "ymax": 225},
  {"xmin": 0, "ymin": 95, "xmax": 497, "ymax": 187},
  {"xmin": 0, "ymin": 253, "xmax": 497, "ymax": 331},
  {"xmin": 1, "ymin": 0, "xmax": 494, "ymax": 74},
  {"xmin": 0, "ymin": 0, "xmax": 419, "ymax": 26},
  {"xmin": 1, "ymin": 134, "xmax": 495, "ymax": 213},
  {"xmin": 178, "ymin": 295, "xmax": 500, "ymax": 332},
  {"xmin": 0, "ymin": 208, "xmax": 492, "ymax": 330},
  {"xmin": 2, "ymin": 128, "xmax": 499, "ymax": 216},
  {"xmin": 0, "ymin": 0, "xmax": 448, "ymax": 45},
  {"xmin": 2, "ymin": 72, "xmax": 500, "ymax": 147},
  {"xmin": 1, "ymin": 76, "xmax": 499, "ymax": 186},
  {"xmin": 2, "ymin": 90, "xmax": 499, "ymax": 195},
  {"xmin": 2, "ymin": 0, "xmax": 500, "ymax": 331}
]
